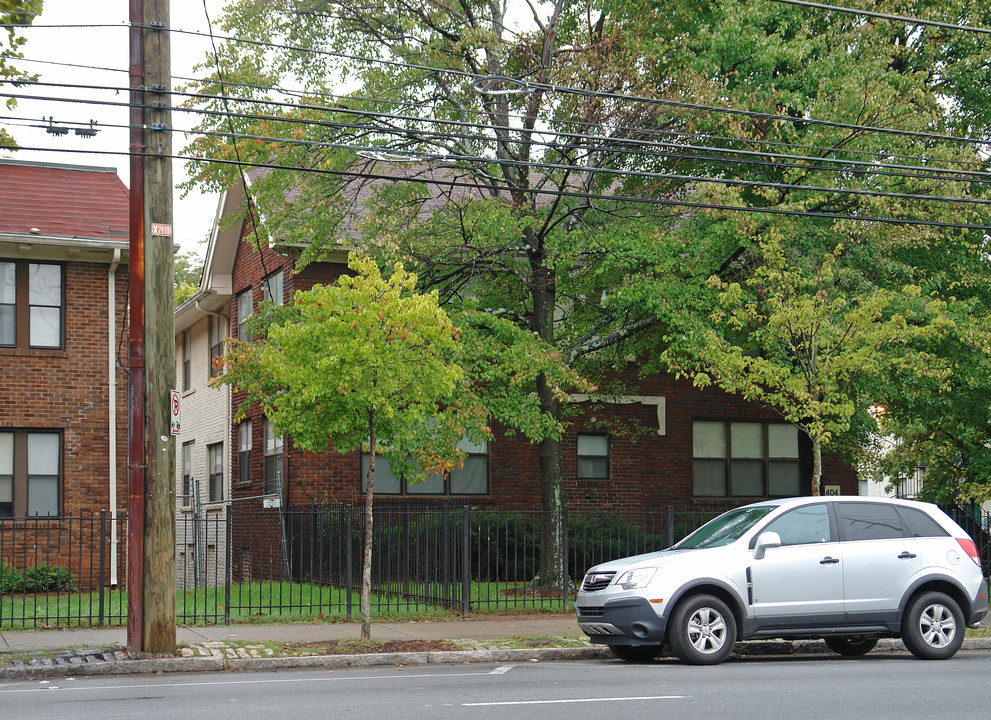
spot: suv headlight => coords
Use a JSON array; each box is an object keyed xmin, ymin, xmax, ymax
[{"xmin": 616, "ymin": 567, "xmax": 656, "ymax": 589}]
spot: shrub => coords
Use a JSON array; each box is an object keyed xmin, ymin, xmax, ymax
[
  {"xmin": 0, "ymin": 563, "xmax": 15, "ymax": 594},
  {"xmin": 16, "ymin": 563, "xmax": 77, "ymax": 593}
]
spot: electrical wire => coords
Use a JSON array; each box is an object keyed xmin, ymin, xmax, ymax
[
  {"xmin": 765, "ymin": 0, "xmax": 991, "ymax": 35},
  {"xmin": 8, "ymin": 97, "xmax": 991, "ymax": 216},
  {"xmin": 12, "ymin": 53, "xmax": 991, "ymax": 173},
  {"xmin": 6, "ymin": 142, "xmax": 991, "ymax": 233},
  {"xmin": 156, "ymin": 24, "xmax": 991, "ymax": 150},
  {"xmin": 6, "ymin": 78, "xmax": 991, "ymax": 191}
]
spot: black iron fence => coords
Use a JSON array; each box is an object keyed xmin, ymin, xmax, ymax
[
  {"xmin": 12, "ymin": 500, "xmax": 989, "ymax": 629},
  {"xmin": 175, "ymin": 502, "xmax": 734, "ymax": 625},
  {"xmin": 0, "ymin": 503, "xmax": 732, "ymax": 628},
  {"xmin": 0, "ymin": 512, "xmax": 127, "ymax": 629}
]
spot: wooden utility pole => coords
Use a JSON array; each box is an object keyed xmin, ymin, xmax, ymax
[{"xmin": 128, "ymin": 0, "xmax": 176, "ymax": 655}]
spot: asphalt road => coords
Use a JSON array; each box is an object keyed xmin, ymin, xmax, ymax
[{"xmin": 1, "ymin": 650, "xmax": 989, "ymax": 720}]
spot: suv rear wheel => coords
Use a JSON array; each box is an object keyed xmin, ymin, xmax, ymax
[
  {"xmin": 668, "ymin": 594, "xmax": 737, "ymax": 665},
  {"xmin": 823, "ymin": 635, "xmax": 878, "ymax": 656},
  {"xmin": 609, "ymin": 645, "xmax": 663, "ymax": 662},
  {"xmin": 901, "ymin": 591, "xmax": 965, "ymax": 660}
]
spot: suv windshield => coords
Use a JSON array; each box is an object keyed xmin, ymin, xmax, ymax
[{"xmin": 675, "ymin": 506, "xmax": 777, "ymax": 549}]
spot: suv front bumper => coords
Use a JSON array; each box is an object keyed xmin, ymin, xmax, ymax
[{"xmin": 576, "ymin": 596, "xmax": 667, "ymax": 645}]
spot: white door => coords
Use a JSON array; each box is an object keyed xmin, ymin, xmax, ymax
[
  {"xmin": 750, "ymin": 504, "xmax": 844, "ymax": 625},
  {"xmin": 836, "ymin": 503, "xmax": 919, "ymax": 617}
]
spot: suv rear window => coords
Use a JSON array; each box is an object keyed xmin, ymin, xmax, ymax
[
  {"xmin": 898, "ymin": 506, "xmax": 950, "ymax": 538},
  {"xmin": 837, "ymin": 502, "xmax": 905, "ymax": 541}
]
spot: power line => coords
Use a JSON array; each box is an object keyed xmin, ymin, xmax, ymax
[
  {"xmin": 6, "ymin": 143, "xmax": 991, "ymax": 234},
  {"xmin": 6, "ymin": 78, "xmax": 991, "ymax": 190},
  {"xmin": 8, "ymin": 90, "xmax": 991, "ymax": 214},
  {"xmin": 13, "ymin": 52, "xmax": 991, "ymax": 173},
  {"xmin": 765, "ymin": 0, "xmax": 991, "ymax": 35},
  {"xmin": 157, "ymin": 25, "xmax": 991, "ymax": 149}
]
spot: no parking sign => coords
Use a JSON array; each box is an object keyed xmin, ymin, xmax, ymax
[{"xmin": 170, "ymin": 389, "xmax": 181, "ymax": 435}]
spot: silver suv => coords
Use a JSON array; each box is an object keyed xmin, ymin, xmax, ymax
[{"xmin": 576, "ymin": 497, "xmax": 988, "ymax": 664}]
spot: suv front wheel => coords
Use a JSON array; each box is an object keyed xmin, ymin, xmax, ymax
[
  {"xmin": 668, "ymin": 594, "xmax": 737, "ymax": 665},
  {"xmin": 901, "ymin": 591, "xmax": 965, "ymax": 660}
]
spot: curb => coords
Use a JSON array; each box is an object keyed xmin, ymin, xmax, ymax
[
  {"xmin": 0, "ymin": 646, "xmax": 610, "ymax": 680},
  {"xmin": 1, "ymin": 638, "xmax": 988, "ymax": 681}
]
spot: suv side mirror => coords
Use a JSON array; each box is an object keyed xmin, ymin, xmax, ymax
[{"xmin": 753, "ymin": 531, "xmax": 782, "ymax": 560}]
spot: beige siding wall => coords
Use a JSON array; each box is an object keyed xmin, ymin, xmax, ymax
[{"xmin": 174, "ymin": 311, "xmax": 231, "ymax": 589}]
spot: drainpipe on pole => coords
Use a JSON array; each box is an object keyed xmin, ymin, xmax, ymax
[{"xmin": 108, "ymin": 249, "xmax": 121, "ymax": 586}]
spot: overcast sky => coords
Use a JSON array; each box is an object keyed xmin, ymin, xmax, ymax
[{"xmin": 7, "ymin": 0, "xmax": 227, "ymax": 259}]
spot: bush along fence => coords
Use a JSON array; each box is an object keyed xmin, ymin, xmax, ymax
[
  {"xmin": 0, "ymin": 503, "xmax": 736, "ymax": 628},
  {"xmin": 174, "ymin": 501, "xmax": 737, "ymax": 625},
  {"xmin": 14, "ymin": 501, "xmax": 988, "ymax": 629},
  {"xmin": 0, "ymin": 512, "xmax": 126, "ymax": 629}
]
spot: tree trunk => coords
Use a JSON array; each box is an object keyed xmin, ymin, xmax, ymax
[
  {"xmin": 529, "ymin": 243, "xmax": 568, "ymax": 591},
  {"xmin": 537, "ymin": 374, "xmax": 567, "ymax": 591},
  {"xmin": 811, "ymin": 436, "xmax": 822, "ymax": 496},
  {"xmin": 361, "ymin": 412, "xmax": 376, "ymax": 640}
]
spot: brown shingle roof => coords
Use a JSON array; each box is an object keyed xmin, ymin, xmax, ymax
[{"xmin": 0, "ymin": 159, "xmax": 129, "ymax": 240}]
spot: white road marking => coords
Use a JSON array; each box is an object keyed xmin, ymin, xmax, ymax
[
  {"xmin": 0, "ymin": 670, "xmax": 495, "ymax": 695},
  {"xmin": 489, "ymin": 666, "xmax": 514, "ymax": 675},
  {"xmin": 464, "ymin": 695, "xmax": 689, "ymax": 706}
]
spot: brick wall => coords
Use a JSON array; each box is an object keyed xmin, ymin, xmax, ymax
[
  {"xmin": 0, "ymin": 260, "xmax": 128, "ymax": 585},
  {"xmin": 0, "ymin": 261, "xmax": 128, "ymax": 515},
  {"xmin": 223, "ymin": 240, "xmax": 859, "ymax": 519}
]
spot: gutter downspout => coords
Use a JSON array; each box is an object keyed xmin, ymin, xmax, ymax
[{"xmin": 108, "ymin": 248, "xmax": 121, "ymax": 586}]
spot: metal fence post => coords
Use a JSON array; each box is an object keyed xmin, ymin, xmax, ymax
[
  {"xmin": 345, "ymin": 504, "xmax": 353, "ymax": 622},
  {"xmin": 442, "ymin": 501, "xmax": 451, "ymax": 606},
  {"xmin": 98, "ymin": 511, "xmax": 107, "ymax": 628},
  {"xmin": 667, "ymin": 505, "xmax": 675, "ymax": 547},
  {"xmin": 562, "ymin": 505, "xmax": 569, "ymax": 613},
  {"xmin": 224, "ymin": 509, "xmax": 232, "ymax": 625},
  {"xmin": 462, "ymin": 505, "xmax": 470, "ymax": 618}
]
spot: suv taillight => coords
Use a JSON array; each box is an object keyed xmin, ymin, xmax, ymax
[{"xmin": 957, "ymin": 538, "xmax": 982, "ymax": 568}]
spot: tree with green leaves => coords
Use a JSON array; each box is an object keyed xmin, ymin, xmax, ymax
[
  {"xmin": 217, "ymin": 253, "xmax": 489, "ymax": 639},
  {"xmin": 185, "ymin": 0, "xmax": 991, "ymax": 560},
  {"xmin": 683, "ymin": 230, "xmax": 952, "ymax": 495},
  {"xmin": 174, "ymin": 250, "xmax": 203, "ymax": 306},
  {"xmin": 0, "ymin": 0, "xmax": 42, "ymax": 147},
  {"xmin": 642, "ymin": 0, "xmax": 991, "ymax": 496},
  {"xmin": 186, "ymin": 0, "xmax": 686, "ymax": 587}
]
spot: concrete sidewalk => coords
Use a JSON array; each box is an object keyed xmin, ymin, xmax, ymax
[
  {"xmin": 0, "ymin": 613, "xmax": 602, "ymax": 679},
  {"xmin": 0, "ymin": 613, "xmax": 583, "ymax": 652}
]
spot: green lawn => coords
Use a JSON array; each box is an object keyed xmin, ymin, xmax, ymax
[{"xmin": 0, "ymin": 580, "xmax": 574, "ymax": 629}]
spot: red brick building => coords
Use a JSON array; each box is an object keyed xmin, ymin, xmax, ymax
[
  {"xmin": 0, "ymin": 159, "xmax": 129, "ymax": 587},
  {"xmin": 205, "ymin": 180, "xmax": 859, "ymax": 526}
]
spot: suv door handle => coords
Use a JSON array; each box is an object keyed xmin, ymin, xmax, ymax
[
  {"xmin": 820, "ymin": 556, "xmax": 840, "ymax": 565},
  {"xmin": 898, "ymin": 551, "xmax": 917, "ymax": 559}
]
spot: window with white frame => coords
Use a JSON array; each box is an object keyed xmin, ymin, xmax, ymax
[
  {"xmin": 263, "ymin": 271, "xmax": 284, "ymax": 306},
  {"xmin": 0, "ymin": 261, "xmax": 64, "ymax": 349},
  {"xmin": 577, "ymin": 434, "xmax": 609, "ymax": 480},
  {"xmin": 236, "ymin": 289, "xmax": 253, "ymax": 342},
  {"xmin": 237, "ymin": 422, "xmax": 252, "ymax": 485},
  {"xmin": 181, "ymin": 441, "xmax": 193, "ymax": 508},
  {"xmin": 208, "ymin": 443, "xmax": 224, "ymax": 503},
  {"xmin": 693, "ymin": 421, "xmax": 801, "ymax": 498},
  {"xmin": 263, "ymin": 419, "xmax": 283, "ymax": 495},
  {"xmin": 208, "ymin": 315, "xmax": 225, "ymax": 379},
  {"xmin": 361, "ymin": 439, "xmax": 489, "ymax": 495},
  {"xmin": 0, "ymin": 430, "xmax": 61, "ymax": 517},
  {"xmin": 181, "ymin": 329, "xmax": 192, "ymax": 391}
]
